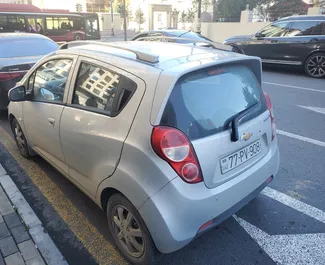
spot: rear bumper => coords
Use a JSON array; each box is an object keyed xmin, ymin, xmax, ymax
[{"xmin": 139, "ymin": 140, "xmax": 280, "ymax": 253}]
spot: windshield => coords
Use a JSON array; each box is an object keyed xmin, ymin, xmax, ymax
[
  {"xmin": 161, "ymin": 65, "xmax": 267, "ymax": 140},
  {"xmin": 0, "ymin": 39, "xmax": 58, "ymax": 58}
]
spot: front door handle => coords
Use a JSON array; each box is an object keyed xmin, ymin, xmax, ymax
[{"xmin": 48, "ymin": 118, "xmax": 55, "ymax": 126}]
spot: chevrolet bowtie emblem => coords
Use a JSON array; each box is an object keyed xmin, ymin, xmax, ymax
[{"xmin": 241, "ymin": 132, "xmax": 253, "ymax": 141}]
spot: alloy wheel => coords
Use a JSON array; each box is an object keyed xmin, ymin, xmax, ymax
[
  {"xmin": 307, "ymin": 55, "xmax": 325, "ymax": 78},
  {"xmin": 14, "ymin": 122, "xmax": 26, "ymax": 152},
  {"xmin": 112, "ymin": 205, "xmax": 145, "ymax": 258}
]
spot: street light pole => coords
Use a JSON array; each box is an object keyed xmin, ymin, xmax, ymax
[
  {"xmin": 110, "ymin": 0, "xmax": 115, "ymax": 36},
  {"xmin": 123, "ymin": 0, "xmax": 127, "ymax": 41},
  {"xmin": 196, "ymin": 0, "xmax": 202, "ymax": 34}
]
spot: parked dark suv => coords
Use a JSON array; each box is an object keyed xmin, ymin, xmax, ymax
[{"xmin": 225, "ymin": 15, "xmax": 325, "ymax": 78}]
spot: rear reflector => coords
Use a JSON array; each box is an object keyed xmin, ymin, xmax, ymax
[
  {"xmin": 199, "ymin": 219, "xmax": 214, "ymax": 232},
  {"xmin": 264, "ymin": 92, "xmax": 275, "ymax": 141},
  {"xmin": 266, "ymin": 176, "xmax": 273, "ymax": 184}
]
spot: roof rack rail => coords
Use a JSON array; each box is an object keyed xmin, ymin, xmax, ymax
[
  {"xmin": 60, "ymin": 41, "xmax": 159, "ymax": 64},
  {"xmin": 134, "ymin": 36, "xmax": 233, "ymax": 52}
]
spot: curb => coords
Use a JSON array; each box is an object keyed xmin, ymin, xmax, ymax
[{"xmin": 0, "ymin": 163, "xmax": 68, "ymax": 265}]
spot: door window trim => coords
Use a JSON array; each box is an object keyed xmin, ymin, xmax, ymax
[
  {"xmin": 24, "ymin": 55, "xmax": 78, "ymax": 105},
  {"xmin": 257, "ymin": 21, "xmax": 292, "ymax": 38},
  {"xmin": 66, "ymin": 56, "xmax": 138, "ymax": 118}
]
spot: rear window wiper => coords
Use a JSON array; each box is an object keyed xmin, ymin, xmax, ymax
[{"xmin": 224, "ymin": 103, "xmax": 258, "ymax": 142}]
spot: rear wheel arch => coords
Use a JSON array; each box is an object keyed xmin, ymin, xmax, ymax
[
  {"xmin": 304, "ymin": 49, "xmax": 325, "ymax": 64},
  {"xmin": 100, "ymin": 187, "xmax": 122, "ymax": 211}
]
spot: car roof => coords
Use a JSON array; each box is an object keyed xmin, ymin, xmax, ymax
[
  {"xmin": 0, "ymin": 33, "xmax": 54, "ymax": 41},
  {"xmin": 278, "ymin": 15, "xmax": 325, "ymax": 21},
  {"xmin": 140, "ymin": 30, "xmax": 190, "ymax": 35},
  {"xmin": 58, "ymin": 41, "xmax": 240, "ymax": 71}
]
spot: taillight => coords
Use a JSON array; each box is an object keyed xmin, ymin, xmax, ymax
[
  {"xmin": 151, "ymin": 126, "xmax": 203, "ymax": 183},
  {"xmin": 0, "ymin": 72, "xmax": 23, "ymax": 82},
  {"xmin": 264, "ymin": 92, "xmax": 275, "ymax": 141}
]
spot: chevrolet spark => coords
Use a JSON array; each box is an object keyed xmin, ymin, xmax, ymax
[{"xmin": 8, "ymin": 41, "xmax": 280, "ymax": 265}]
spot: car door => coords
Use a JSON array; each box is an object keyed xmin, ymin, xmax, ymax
[
  {"xmin": 23, "ymin": 55, "xmax": 77, "ymax": 175},
  {"xmin": 60, "ymin": 57, "xmax": 145, "ymax": 197},
  {"xmin": 280, "ymin": 20, "xmax": 325, "ymax": 64},
  {"xmin": 243, "ymin": 21, "xmax": 291, "ymax": 61}
]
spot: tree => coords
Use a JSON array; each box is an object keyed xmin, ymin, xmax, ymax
[
  {"xmin": 135, "ymin": 8, "xmax": 145, "ymax": 31},
  {"xmin": 265, "ymin": 0, "xmax": 311, "ymax": 20},
  {"xmin": 202, "ymin": 0, "xmax": 212, "ymax": 12},
  {"xmin": 179, "ymin": 11, "xmax": 187, "ymax": 29},
  {"xmin": 186, "ymin": 8, "xmax": 196, "ymax": 23},
  {"xmin": 114, "ymin": 0, "xmax": 130, "ymax": 17},
  {"xmin": 214, "ymin": 0, "xmax": 263, "ymax": 22}
]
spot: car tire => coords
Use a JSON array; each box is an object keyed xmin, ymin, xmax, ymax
[
  {"xmin": 107, "ymin": 193, "xmax": 159, "ymax": 265},
  {"xmin": 304, "ymin": 53, "xmax": 325, "ymax": 78},
  {"xmin": 74, "ymin": 34, "xmax": 82, "ymax": 40},
  {"xmin": 11, "ymin": 118, "xmax": 30, "ymax": 158}
]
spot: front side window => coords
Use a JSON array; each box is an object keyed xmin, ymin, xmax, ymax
[
  {"xmin": 0, "ymin": 15, "xmax": 7, "ymax": 32},
  {"xmin": 31, "ymin": 59, "xmax": 72, "ymax": 103},
  {"xmin": 6, "ymin": 15, "xmax": 26, "ymax": 32},
  {"xmin": 259, "ymin": 22, "xmax": 290, "ymax": 37},
  {"xmin": 286, "ymin": 21, "xmax": 319, "ymax": 36}
]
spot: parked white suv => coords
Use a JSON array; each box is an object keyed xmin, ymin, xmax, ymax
[{"xmin": 8, "ymin": 41, "xmax": 280, "ymax": 265}]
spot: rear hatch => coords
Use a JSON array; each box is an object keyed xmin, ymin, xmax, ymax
[{"xmin": 160, "ymin": 63, "xmax": 272, "ymax": 188}]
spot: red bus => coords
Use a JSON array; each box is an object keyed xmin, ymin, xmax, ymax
[{"xmin": 0, "ymin": 6, "xmax": 100, "ymax": 42}]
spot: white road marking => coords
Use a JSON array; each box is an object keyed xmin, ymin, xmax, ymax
[
  {"xmin": 298, "ymin": 105, "xmax": 325, "ymax": 115},
  {"xmin": 262, "ymin": 187, "xmax": 325, "ymax": 225},
  {"xmin": 277, "ymin": 129, "xmax": 325, "ymax": 148},
  {"xmin": 235, "ymin": 216, "xmax": 325, "ymax": 265},
  {"xmin": 235, "ymin": 187, "xmax": 325, "ymax": 265},
  {"xmin": 263, "ymin": 82, "xmax": 325, "ymax": 93}
]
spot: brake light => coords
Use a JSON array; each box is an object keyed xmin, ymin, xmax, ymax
[
  {"xmin": 151, "ymin": 126, "xmax": 203, "ymax": 183},
  {"xmin": 0, "ymin": 72, "xmax": 23, "ymax": 81},
  {"xmin": 264, "ymin": 92, "xmax": 275, "ymax": 141}
]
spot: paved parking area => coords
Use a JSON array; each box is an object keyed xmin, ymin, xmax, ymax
[
  {"xmin": 0, "ymin": 183, "xmax": 45, "ymax": 265},
  {"xmin": 0, "ymin": 69, "xmax": 324, "ymax": 265}
]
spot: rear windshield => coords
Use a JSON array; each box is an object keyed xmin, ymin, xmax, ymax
[
  {"xmin": 0, "ymin": 39, "xmax": 58, "ymax": 58},
  {"xmin": 160, "ymin": 64, "xmax": 266, "ymax": 140}
]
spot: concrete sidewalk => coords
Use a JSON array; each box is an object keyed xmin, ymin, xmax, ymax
[{"xmin": 0, "ymin": 164, "xmax": 67, "ymax": 265}]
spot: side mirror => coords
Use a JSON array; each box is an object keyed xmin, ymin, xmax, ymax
[
  {"xmin": 255, "ymin": 32, "xmax": 265, "ymax": 38},
  {"xmin": 8, "ymin": 85, "xmax": 26, "ymax": 102},
  {"xmin": 40, "ymin": 88, "xmax": 55, "ymax": 101}
]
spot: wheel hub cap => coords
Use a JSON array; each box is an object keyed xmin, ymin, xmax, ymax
[{"xmin": 112, "ymin": 205, "xmax": 144, "ymax": 258}]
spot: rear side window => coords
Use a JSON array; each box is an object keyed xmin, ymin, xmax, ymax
[
  {"xmin": 286, "ymin": 21, "xmax": 319, "ymax": 36},
  {"xmin": 72, "ymin": 62, "xmax": 136, "ymax": 116},
  {"xmin": 161, "ymin": 65, "xmax": 266, "ymax": 141}
]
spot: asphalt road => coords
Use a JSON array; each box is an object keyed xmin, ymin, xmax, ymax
[{"xmin": 0, "ymin": 68, "xmax": 324, "ymax": 265}]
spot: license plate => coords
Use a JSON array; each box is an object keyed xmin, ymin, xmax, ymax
[{"xmin": 220, "ymin": 140, "xmax": 262, "ymax": 174}]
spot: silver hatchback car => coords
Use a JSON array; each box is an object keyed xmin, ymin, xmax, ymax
[{"xmin": 8, "ymin": 41, "xmax": 280, "ymax": 265}]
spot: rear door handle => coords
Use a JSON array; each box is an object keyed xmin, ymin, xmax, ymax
[{"xmin": 48, "ymin": 118, "xmax": 55, "ymax": 126}]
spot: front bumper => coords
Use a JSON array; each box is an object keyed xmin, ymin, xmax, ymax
[{"xmin": 139, "ymin": 140, "xmax": 280, "ymax": 254}]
